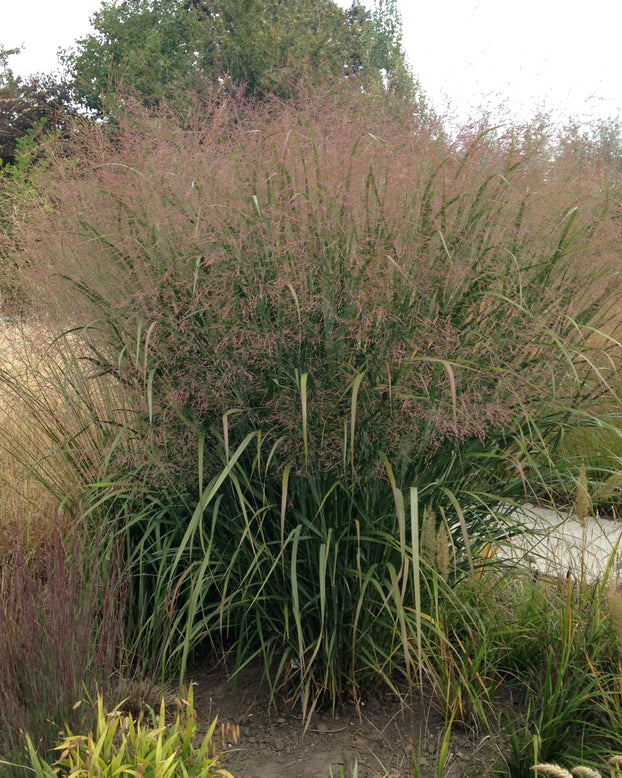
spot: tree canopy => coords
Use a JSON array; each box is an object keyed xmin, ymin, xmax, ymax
[{"xmin": 62, "ymin": 0, "xmax": 418, "ymax": 114}]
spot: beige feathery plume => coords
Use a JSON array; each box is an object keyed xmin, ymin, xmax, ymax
[
  {"xmin": 575, "ymin": 462, "xmax": 591, "ymax": 528},
  {"xmin": 571, "ymin": 766, "xmax": 602, "ymax": 778},
  {"xmin": 531, "ymin": 765, "xmax": 573, "ymax": 778},
  {"xmin": 435, "ymin": 521, "xmax": 451, "ymax": 581}
]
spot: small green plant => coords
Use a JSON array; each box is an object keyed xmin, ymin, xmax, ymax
[
  {"xmin": 18, "ymin": 685, "xmax": 234, "ymax": 778},
  {"xmin": 328, "ymin": 762, "xmax": 358, "ymax": 777},
  {"xmin": 411, "ymin": 717, "xmax": 454, "ymax": 778}
]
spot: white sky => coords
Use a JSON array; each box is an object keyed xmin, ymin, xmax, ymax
[{"xmin": 2, "ymin": 0, "xmax": 621, "ymax": 127}]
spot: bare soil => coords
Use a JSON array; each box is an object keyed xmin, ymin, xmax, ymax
[{"xmin": 188, "ymin": 661, "xmax": 497, "ymax": 778}]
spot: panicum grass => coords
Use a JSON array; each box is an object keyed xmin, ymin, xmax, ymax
[{"xmin": 3, "ymin": 82, "xmax": 622, "ymax": 715}]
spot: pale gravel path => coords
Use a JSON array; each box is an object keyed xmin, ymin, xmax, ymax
[{"xmin": 499, "ymin": 505, "xmax": 622, "ymax": 582}]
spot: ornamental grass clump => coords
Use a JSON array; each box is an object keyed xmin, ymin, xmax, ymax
[
  {"xmin": 0, "ymin": 515, "xmax": 128, "ymax": 775},
  {"xmin": 16, "ymin": 86, "xmax": 622, "ymax": 492},
  {"xmin": 493, "ymin": 562, "xmax": 622, "ymax": 776},
  {"xmin": 4, "ymin": 82, "xmax": 622, "ymax": 710},
  {"xmin": 0, "ymin": 320, "xmax": 134, "ymax": 529},
  {"xmin": 0, "ymin": 321, "xmax": 133, "ymax": 773}
]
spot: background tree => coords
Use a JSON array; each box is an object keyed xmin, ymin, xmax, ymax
[
  {"xmin": 62, "ymin": 0, "xmax": 420, "ymax": 114},
  {"xmin": 0, "ymin": 47, "xmax": 73, "ymax": 167},
  {"xmin": 0, "ymin": 46, "xmax": 75, "ymax": 315}
]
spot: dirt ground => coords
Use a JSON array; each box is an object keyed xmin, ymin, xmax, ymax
[{"xmin": 188, "ymin": 661, "xmax": 497, "ymax": 778}]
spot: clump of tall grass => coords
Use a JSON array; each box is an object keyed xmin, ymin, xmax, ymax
[
  {"xmin": 16, "ymin": 87, "xmax": 622, "ymax": 486},
  {"xmin": 0, "ymin": 321, "xmax": 134, "ymax": 519},
  {"xmin": 0, "ymin": 323, "xmax": 69, "ymax": 559},
  {"xmin": 492, "ymin": 565, "xmax": 622, "ymax": 776},
  {"xmin": 4, "ymin": 82, "xmax": 622, "ymax": 711},
  {"xmin": 0, "ymin": 514, "xmax": 128, "ymax": 775},
  {"xmin": 0, "ymin": 322, "xmax": 135, "ymax": 774}
]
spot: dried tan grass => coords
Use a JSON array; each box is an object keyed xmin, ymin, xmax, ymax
[
  {"xmin": 0, "ymin": 323, "xmax": 68, "ymax": 557},
  {"xmin": 0, "ymin": 320, "xmax": 131, "ymax": 560}
]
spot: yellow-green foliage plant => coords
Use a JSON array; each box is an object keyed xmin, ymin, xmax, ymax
[{"xmin": 19, "ymin": 685, "xmax": 234, "ymax": 778}]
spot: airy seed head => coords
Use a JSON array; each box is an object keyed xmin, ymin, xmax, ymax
[
  {"xmin": 571, "ymin": 766, "xmax": 602, "ymax": 778},
  {"xmin": 531, "ymin": 764, "xmax": 573, "ymax": 778}
]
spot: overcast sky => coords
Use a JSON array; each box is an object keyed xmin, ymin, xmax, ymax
[{"xmin": 2, "ymin": 0, "xmax": 621, "ymax": 127}]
